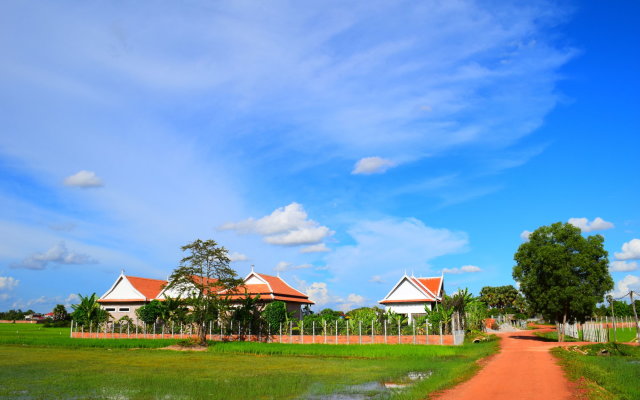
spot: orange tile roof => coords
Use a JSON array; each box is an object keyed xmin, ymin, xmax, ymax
[
  {"xmin": 414, "ymin": 277, "xmax": 442, "ymax": 296},
  {"xmin": 223, "ymin": 273, "xmax": 314, "ymax": 304},
  {"xmin": 126, "ymin": 276, "xmax": 167, "ymax": 300}
]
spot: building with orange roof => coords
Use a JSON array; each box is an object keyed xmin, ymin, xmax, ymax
[
  {"xmin": 98, "ymin": 272, "xmax": 168, "ymax": 320},
  {"xmin": 99, "ymin": 268, "xmax": 313, "ymax": 321},
  {"xmin": 378, "ymin": 273, "xmax": 444, "ymax": 322}
]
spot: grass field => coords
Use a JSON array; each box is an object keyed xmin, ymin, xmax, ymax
[
  {"xmin": 552, "ymin": 343, "xmax": 640, "ymax": 400},
  {"xmin": 0, "ymin": 324, "xmax": 498, "ymax": 399}
]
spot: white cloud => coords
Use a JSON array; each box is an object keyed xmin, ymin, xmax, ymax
[
  {"xmin": 611, "ymin": 274, "xmax": 640, "ymax": 298},
  {"xmin": 300, "ymin": 243, "xmax": 331, "ymax": 253},
  {"xmin": 219, "ymin": 203, "xmax": 333, "ymax": 246},
  {"xmin": 336, "ymin": 293, "xmax": 367, "ymax": 311},
  {"xmin": 568, "ymin": 217, "xmax": 614, "ymax": 233},
  {"xmin": 352, "ymin": 157, "xmax": 396, "ymax": 175},
  {"xmin": 0, "ymin": 293, "xmax": 10, "ymax": 301},
  {"xmin": 0, "ymin": 276, "xmax": 19, "ymax": 290},
  {"xmin": 610, "ymin": 261, "xmax": 638, "ymax": 272},
  {"xmin": 520, "ymin": 230, "xmax": 532, "ymax": 241},
  {"xmin": 615, "ymin": 239, "xmax": 640, "ymax": 261},
  {"xmin": 228, "ymin": 252, "xmax": 249, "ymax": 262},
  {"xmin": 63, "ymin": 170, "xmax": 104, "ymax": 188},
  {"xmin": 442, "ymin": 265, "xmax": 482, "ymax": 274},
  {"xmin": 369, "ymin": 275, "xmax": 384, "ymax": 284},
  {"xmin": 11, "ymin": 241, "xmax": 98, "ymax": 270},
  {"xmin": 324, "ymin": 217, "xmax": 468, "ymax": 293},
  {"xmin": 303, "ymin": 282, "xmax": 333, "ymax": 306},
  {"xmin": 274, "ymin": 261, "xmax": 313, "ymax": 272}
]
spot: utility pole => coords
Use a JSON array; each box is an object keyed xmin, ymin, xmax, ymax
[{"xmin": 630, "ymin": 291, "xmax": 640, "ymax": 341}]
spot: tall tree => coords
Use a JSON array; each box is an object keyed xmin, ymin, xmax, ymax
[
  {"xmin": 52, "ymin": 304, "xmax": 69, "ymax": 321},
  {"xmin": 513, "ymin": 222, "xmax": 613, "ymax": 341},
  {"xmin": 165, "ymin": 239, "xmax": 243, "ymax": 345}
]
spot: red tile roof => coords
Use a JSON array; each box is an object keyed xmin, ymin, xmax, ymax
[
  {"xmin": 225, "ymin": 273, "xmax": 314, "ymax": 304},
  {"xmin": 413, "ymin": 277, "xmax": 442, "ymax": 297},
  {"xmin": 126, "ymin": 276, "xmax": 167, "ymax": 300}
]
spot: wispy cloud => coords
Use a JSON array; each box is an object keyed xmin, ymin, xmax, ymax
[
  {"xmin": 443, "ymin": 265, "xmax": 482, "ymax": 274},
  {"xmin": 63, "ymin": 170, "xmax": 104, "ymax": 188},
  {"xmin": 352, "ymin": 157, "xmax": 395, "ymax": 175},
  {"xmin": 0, "ymin": 276, "xmax": 19, "ymax": 290},
  {"xmin": 11, "ymin": 242, "xmax": 98, "ymax": 270}
]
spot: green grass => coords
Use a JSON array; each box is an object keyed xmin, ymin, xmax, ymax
[
  {"xmin": 552, "ymin": 343, "xmax": 640, "ymax": 400},
  {"xmin": 0, "ymin": 323, "xmax": 498, "ymax": 399}
]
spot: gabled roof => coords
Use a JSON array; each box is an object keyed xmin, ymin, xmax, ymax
[
  {"xmin": 378, "ymin": 273, "xmax": 443, "ymax": 305},
  {"xmin": 226, "ymin": 272, "xmax": 314, "ymax": 304},
  {"xmin": 99, "ymin": 272, "xmax": 167, "ymax": 303},
  {"xmin": 126, "ymin": 276, "xmax": 167, "ymax": 299}
]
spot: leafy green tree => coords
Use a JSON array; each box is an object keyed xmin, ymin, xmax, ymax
[
  {"xmin": 71, "ymin": 293, "xmax": 108, "ymax": 326},
  {"xmin": 165, "ymin": 239, "xmax": 244, "ymax": 345},
  {"xmin": 52, "ymin": 304, "xmax": 69, "ymax": 321},
  {"xmin": 479, "ymin": 285, "xmax": 520, "ymax": 312},
  {"xmin": 262, "ymin": 301, "xmax": 291, "ymax": 331},
  {"xmin": 513, "ymin": 222, "xmax": 613, "ymax": 341},
  {"xmin": 136, "ymin": 300, "xmax": 165, "ymax": 325}
]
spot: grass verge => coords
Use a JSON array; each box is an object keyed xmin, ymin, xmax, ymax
[{"xmin": 552, "ymin": 343, "xmax": 640, "ymax": 400}]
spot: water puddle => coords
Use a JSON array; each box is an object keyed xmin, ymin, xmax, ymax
[{"xmin": 302, "ymin": 371, "xmax": 432, "ymax": 399}]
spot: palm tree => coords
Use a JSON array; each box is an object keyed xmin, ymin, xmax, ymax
[{"xmin": 71, "ymin": 293, "xmax": 108, "ymax": 326}]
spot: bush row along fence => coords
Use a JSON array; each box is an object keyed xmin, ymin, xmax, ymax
[{"xmin": 70, "ymin": 316, "xmax": 466, "ymax": 345}]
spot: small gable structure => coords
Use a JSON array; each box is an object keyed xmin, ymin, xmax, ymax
[
  {"xmin": 98, "ymin": 272, "xmax": 167, "ymax": 320},
  {"xmin": 378, "ymin": 273, "xmax": 444, "ymax": 322}
]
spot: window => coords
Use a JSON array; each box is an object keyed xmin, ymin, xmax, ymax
[
  {"xmin": 105, "ymin": 307, "xmax": 116, "ymax": 312},
  {"xmin": 118, "ymin": 307, "xmax": 130, "ymax": 312}
]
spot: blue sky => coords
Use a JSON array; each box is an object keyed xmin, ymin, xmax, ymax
[{"xmin": 1, "ymin": 1, "xmax": 639, "ymax": 313}]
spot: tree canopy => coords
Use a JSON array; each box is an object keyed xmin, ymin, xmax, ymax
[
  {"xmin": 513, "ymin": 222, "xmax": 613, "ymax": 340},
  {"xmin": 165, "ymin": 239, "xmax": 243, "ymax": 345},
  {"xmin": 71, "ymin": 293, "xmax": 108, "ymax": 326}
]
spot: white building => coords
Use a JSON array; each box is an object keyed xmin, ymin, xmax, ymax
[{"xmin": 378, "ymin": 273, "xmax": 444, "ymax": 322}]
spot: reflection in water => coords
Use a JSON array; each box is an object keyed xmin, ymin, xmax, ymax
[{"xmin": 302, "ymin": 371, "xmax": 432, "ymax": 400}]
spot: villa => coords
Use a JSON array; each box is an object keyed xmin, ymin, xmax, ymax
[
  {"xmin": 98, "ymin": 268, "xmax": 313, "ymax": 321},
  {"xmin": 378, "ymin": 273, "xmax": 444, "ymax": 322}
]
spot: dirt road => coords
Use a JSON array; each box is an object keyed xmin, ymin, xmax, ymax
[{"xmin": 432, "ymin": 330, "xmax": 583, "ymax": 400}]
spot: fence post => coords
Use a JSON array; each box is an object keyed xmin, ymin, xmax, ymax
[
  {"xmin": 359, "ymin": 321, "xmax": 362, "ymax": 345},
  {"xmin": 346, "ymin": 320, "xmax": 350, "ymax": 344},
  {"xmin": 384, "ymin": 319, "xmax": 387, "ymax": 344},
  {"xmin": 313, "ymin": 321, "xmax": 315, "ymax": 344},
  {"xmin": 335, "ymin": 320, "xmax": 338, "ymax": 345},
  {"xmin": 426, "ymin": 322, "xmax": 429, "ymax": 345},
  {"xmin": 397, "ymin": 321, "xmax": 400, "ymax": 344},
  {"xmin": 289, "ymin": 321, "xmax": 293, "ymax": 344},
  {"xmin": 439, "ymin": 323, "xmax": 443, "ymax": 345},
  {"xmin": 371, "ymin": 320, "xmax": 374, "ymax": 344},
  {"xmin": 413, "ymin": 321, "xmax": 416, "ymax": 344},
  {"xmin": 301, "ymin": 321, "xmax": 304, "ymax": 344},
  {"xmin": 324, "ymin": 320, "xmax": 327, "ymax": 344},
  {"xmin": 279, "ymin": 322, "xmax": 282, "ymax": 343},
  {"xmin": 127, "ymin": 323, "xmax": 130, "ymax": 338}
]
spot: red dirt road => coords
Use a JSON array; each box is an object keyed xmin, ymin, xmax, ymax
[{"xmin": 431, "ymin": 330, "xmax": 584, "ymax": 400}]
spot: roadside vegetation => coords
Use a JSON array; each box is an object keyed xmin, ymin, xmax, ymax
[
  {"xmin": 0, "ymin": 323, "xmax": 498, "ymax": 400},
  {"xmin": 552, "ymin": 343, "xmax": 640, "ymax": 400}
]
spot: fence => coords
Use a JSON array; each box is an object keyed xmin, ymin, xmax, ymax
[
  {"xmin": 558, "ymin": 316, "xmax": 640, "ymax": 342},
  {"xmin": 70, "ymin": 317, "xmax": 464, "ymax": 345}
]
